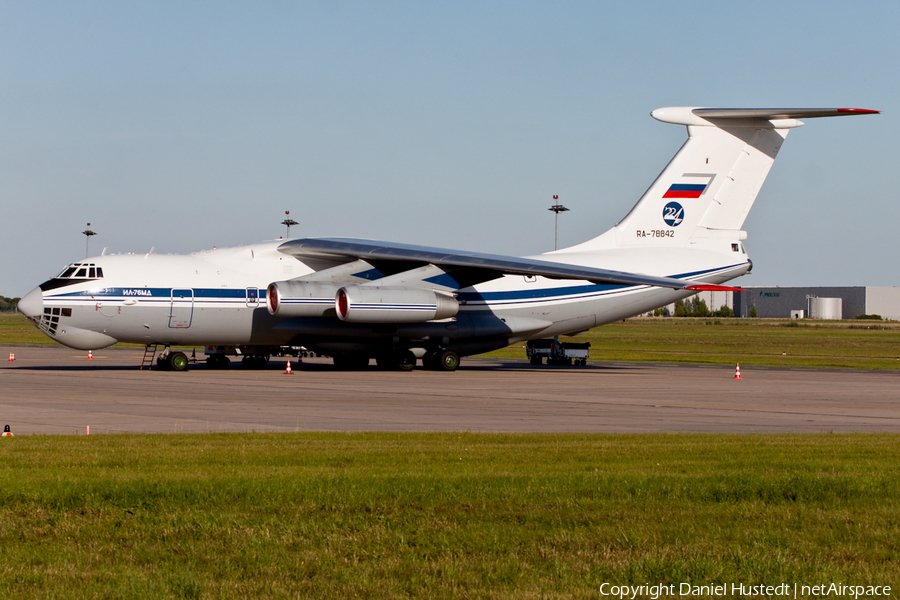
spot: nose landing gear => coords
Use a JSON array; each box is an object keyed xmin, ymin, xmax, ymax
[{"xmin": 156, "ymin": 347, "xmax": 189, "ymax": 372}]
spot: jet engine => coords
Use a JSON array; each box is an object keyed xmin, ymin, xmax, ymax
[
  {"xmin": 335, "ymin": 286, "xmax": 459, "ymax": 323},
  {"xmin": 266, "ymin": 281, "xmax": 341, "ymax": 317}
]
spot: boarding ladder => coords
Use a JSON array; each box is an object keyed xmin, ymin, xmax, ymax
[{"xmin": 140, "ymin": 344, "xmax": 158, "ymax": 370}]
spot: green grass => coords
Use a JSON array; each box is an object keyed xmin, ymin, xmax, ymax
[
  {"xmin": 481, "ymin": 317, "xmax": 900, "ymax": 370},
  {"xmin": 0, "ymin": 433, "xmax": 898, "ymax": 598},
  {"xmin": 6, "ymin": 313, "xmax": 900, "ymax": 370},
  {"xmin": 0, "ymin": 313, "xmax": 53, "ymax": 346},
  {"xmin": 0, "ymin": 314, "xmax": 154, "ymax": 349}
]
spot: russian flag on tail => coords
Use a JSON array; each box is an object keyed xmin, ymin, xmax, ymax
[{"xmin": 663, "ymin": 183, "xmax": 707, "ymax": 199}]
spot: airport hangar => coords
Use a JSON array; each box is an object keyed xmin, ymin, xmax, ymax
[{"xmin": 655, "ymin": 287, "xmax": 900, "ymax": 320}]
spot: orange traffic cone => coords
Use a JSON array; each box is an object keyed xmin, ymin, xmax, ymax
[
  {"xmin": 285, "ymin": 361, "xmax": 292, "ymax": 374},
  {"xmin": 734, "ymin": 363, "xmax": 742, "ymax": 380},
  {"xmin": 88, "ymin": 350, "xmax": 93, "ymax": 360},
  {"xmin": 8, "ymin": 353, "xmax": 14, "ymax": 362}
]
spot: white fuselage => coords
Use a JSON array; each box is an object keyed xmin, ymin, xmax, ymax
[{"xmin": 20, "ymin": 237, "xmax": 749, "ymax": 356}]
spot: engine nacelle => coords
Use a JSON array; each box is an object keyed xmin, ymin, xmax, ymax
[
  {"xmin": 335, "ymin": 286, "xmax": 459, "ymax": 323},
  {"xmin": 267, "ymin": 281, "xmax": 341, "ymax": 317}
]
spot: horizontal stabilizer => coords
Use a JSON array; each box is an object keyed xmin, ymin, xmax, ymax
[
  {"xmin": 693, "ymin": 108, "xmax": 879, "ymax": 120},
  {"xmin": 651, "ymin": 106, "xmax": 879, "ymax": 127},
  {"xmin": 577, "ymin": 105, "xmax": 882, "ymax": 251}
]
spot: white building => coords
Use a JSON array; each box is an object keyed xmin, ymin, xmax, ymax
[{"xmin": 646, "ymin": 287, "xmax": 900, "ymax": 320}]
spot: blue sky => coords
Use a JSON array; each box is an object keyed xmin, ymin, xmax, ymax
[{"xmin": 1, "ymin": 1, "xmax": 895, "ymax": 296}]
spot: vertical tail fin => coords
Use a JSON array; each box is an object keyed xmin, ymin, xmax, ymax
[{"xmin": 568, "ymin": 107, "xmax": 878, "ymax": 251}]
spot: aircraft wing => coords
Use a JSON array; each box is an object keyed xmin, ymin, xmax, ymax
[{"xmin": 277, "ymin": 237, "xmax": 735, "ymax": 291}]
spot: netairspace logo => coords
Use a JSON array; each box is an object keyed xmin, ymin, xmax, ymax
[{"xmin": 598, "ymin": 582, "xmax": 892, "ymax": 599}]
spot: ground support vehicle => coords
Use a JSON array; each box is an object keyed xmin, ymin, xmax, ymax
[{"xmin": 526, "ymin": 338, "xmax": 590, "ymax": 366}]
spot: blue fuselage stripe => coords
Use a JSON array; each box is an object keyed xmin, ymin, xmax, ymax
[{"xmin": 41, "ymin": 263, "xmax": 746, "ymax": 306}]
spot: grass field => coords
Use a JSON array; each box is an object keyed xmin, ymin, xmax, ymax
[
  {"xmin": 0, "ymin": 433, "xmax": 897, "ymax": 598},
  {"xmin": 3, "ymin": 314, "xmax": 898, "ymax": 596},
  {"xmin": 4, "ymin": 312, "xmax": 900, "ymax": 370},
  {"xmin": 482, "ymin": 317, "xmax": 900, "ymax": 371},
  {"xmin": 0, "ymin": 313, "xmax": 52, "ymax": 346}
]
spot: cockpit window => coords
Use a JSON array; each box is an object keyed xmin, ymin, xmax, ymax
[{"xmin": 54, "ymin": 263, "xmax": 103, "ymax": 280}]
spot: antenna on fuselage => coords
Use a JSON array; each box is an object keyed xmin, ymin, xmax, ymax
[
  {"xmin": 281, "ymin": 211, "xmax": 298, "ymax": 239},
  {"xmin": 82, "ymin": 223, "xmax": 97, "ymax": 258}
]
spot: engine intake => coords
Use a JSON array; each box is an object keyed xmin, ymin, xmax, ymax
[{"xmin": 335, "ymin": 286, "xmax": 459, "ymax": 323}]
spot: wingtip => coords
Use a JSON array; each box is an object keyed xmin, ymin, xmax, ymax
[{"xmin": 837, "ymin": 108, "xmax": 880, "ymax": 115}]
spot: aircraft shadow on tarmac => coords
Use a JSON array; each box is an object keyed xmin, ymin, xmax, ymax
[{"xmin": 6, "ymin": 359, "xmax": 630, "ymax": 373}]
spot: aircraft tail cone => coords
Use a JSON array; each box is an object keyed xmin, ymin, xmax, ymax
[
  {"xmin": 285, "ymin": 361, "xmax": 292, "ymax": 374},
  {"xmin": 734, "ymin": 363, "xmax": 742, "ymax": 380}
]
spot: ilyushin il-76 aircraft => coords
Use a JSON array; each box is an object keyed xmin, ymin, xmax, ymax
[{"xmin": 18, "ymin": 107, "xmax": 877, "ymax": 372}]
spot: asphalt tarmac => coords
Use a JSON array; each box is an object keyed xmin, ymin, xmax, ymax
[{"xmin": 1, "ymin": 346, "xmax": 899, "ymax": 435}]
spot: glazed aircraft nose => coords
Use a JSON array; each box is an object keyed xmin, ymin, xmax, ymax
[{"xmin": 17, "ymin": 286, "xmax": 43, "ymax": 318}]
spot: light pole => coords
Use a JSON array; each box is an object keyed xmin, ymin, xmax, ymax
[
  {"xmin": 82, "ymin": 223, "xmax": 97, "ymax": 258},
  {"xmin": 548, "ymin": 195, "xmax": 569, "ymax": 250},
  {"xmin": 281, "ymin": 211, "xmax": 298, "ymax": 239}
]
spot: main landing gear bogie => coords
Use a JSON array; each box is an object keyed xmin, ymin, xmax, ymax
[
  {"xmin": 437, "ymin": 350, "xmax": 460, "ymax": 371},
  {"xmin": 423, "ymin": 349, "xmax": 460, "ymax": 372},
  {"xmin": 355, "ymin": 348, "xmax": 461, "ymax": 372},
  {"xmin": 376, "ymin": 350, "xmax": 417, "ymax": 372},
  {"xmin": 333, "ymin": 355, "xmax": 370, "ymax": 371},
  {"xmin": 241, "ymin": 355, "xmax": 269, "ymax": 370},
  {"xmin": 206, "ymin": 354, "xmax": 231, "ymax": 370}
]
